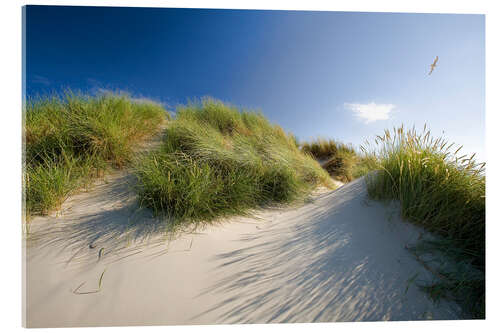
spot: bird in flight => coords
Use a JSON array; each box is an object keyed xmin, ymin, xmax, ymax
[{"xmin": 428, "ymin": 56, "xmax": 439, "ymax": 75}]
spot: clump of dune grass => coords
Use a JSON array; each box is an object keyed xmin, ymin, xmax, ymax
[
  {"xmin": 361, "ymin": 125, "xmax": 485, "ymax": 318},
  {"xmin": 321, "ymin": 149, "xmax": 361, "ymax": 182},
  {"xmin": 301, "ymin": 138, "xmax": 355, "ymax": 161},
  {"xmin": 24, "ymin": 91, "xmax": 168, "ymax": 217},
  {"xmin": 300, "ymin": 138, "xmax": 362, "ymax": 182},
  {"xmin": 133, "ymin": 98, "xmax": 333, "ymax": 226},
  {"xmin": 351, "ymin": 155, "xmax": 379, "ymax": 179}
]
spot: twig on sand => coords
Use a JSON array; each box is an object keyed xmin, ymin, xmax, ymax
[
  {"xmin": 72, "ymin": 269, "xmax": 107, "ymax": 295},
  {"xmin": 98, "ymin": 248, "xmax": 104, "ymax": 261},
  {"xmin": 98, "ymin": 269, "xmax": 106, "ymax": 289}
]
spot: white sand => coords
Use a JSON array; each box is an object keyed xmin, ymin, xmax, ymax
[{"xmin": 24, "ymin": 177, "xmax": 462, "ymax": 328}]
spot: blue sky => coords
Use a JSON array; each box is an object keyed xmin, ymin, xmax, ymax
[{"xmin": 25, "ymin": 6, "xmax": 485, "ymax": 161}]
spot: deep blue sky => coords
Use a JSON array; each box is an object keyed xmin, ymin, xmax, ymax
[{"xmin": 24, "ymin": 6, "xmax": 485, "ymax": 161}]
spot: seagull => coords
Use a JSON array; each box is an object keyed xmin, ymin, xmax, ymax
[{"xmin": 428, "ymin": 56, "xmax": 439, "ymax": 75}]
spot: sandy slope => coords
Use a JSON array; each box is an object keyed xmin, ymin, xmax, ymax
[{"xmin": 24, "ymin": 177, "xmax": 462, "ymax": 328}]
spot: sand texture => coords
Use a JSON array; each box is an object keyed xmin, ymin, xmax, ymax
[{"xmin": 24, "ymin": 177, "xmax": 462, "ymax": 327}]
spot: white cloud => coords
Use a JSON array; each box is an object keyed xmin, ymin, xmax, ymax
[{"xmin": 345, "ymin": 102, "xmax": 395, "ymax": 123}]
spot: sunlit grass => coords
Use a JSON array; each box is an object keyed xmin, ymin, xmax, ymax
[
  {"xmin": 133, "ymin": 98, "xmax": 333, "ymax": 226},
  {"xmin": 300, "ymin": 138, "xmax": 371, "ymax": 182},
  {"xmin": 300, "ymin": 138, "xmax": 355, "ymax": 160},
  {"xmin": 24, "ymin": 91, "xmax": 168, "ymax": 217},
  {"xmin": 361, "ymin": 124, "xmax": 485, "ymax": 318}
]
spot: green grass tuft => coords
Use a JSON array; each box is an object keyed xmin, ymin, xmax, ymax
[
  {"xmin": 24, "ymin": 91, "xmax": 168, "ymax": 217},
  {"xmin": 133, "ymin": 98, "xmax": 333, "ymax": 225},
  {"xmin": 300, "ymin": 138, "xmax": 365, "ymax": 182},
  {"xmin": 351, "ymin": 155, "xmax": 379, "ymax": 179},
  {"xmin": 301, "ymin": 138, "xmax": 355, "ymax": 161},
  {"xmin": 361, "ymin": 124, "xmax": 485, "ymax": 318},
  {"xmin": 321, "ymin": 150, "xmax": 358, "ymax": 182}
]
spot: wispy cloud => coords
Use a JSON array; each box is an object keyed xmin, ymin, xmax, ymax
[
  {"xmin": 31, "ymin": 74, "xmax": 51, "ymax": 86},
  {"xmin": 345, "ymin": 102, "xmax": 395, "ymax": 124}
]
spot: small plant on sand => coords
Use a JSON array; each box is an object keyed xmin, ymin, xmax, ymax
[
  {"xmin": 361, "ymin": 124, "xmax": 485, "ymax": 318},
  {"xmin": 24, "ymin": 91, "xmax": 168, "ymax": 217},
  {"xmin": 134, "ymin": 98, "xmax": 333, "ymax": 226}
]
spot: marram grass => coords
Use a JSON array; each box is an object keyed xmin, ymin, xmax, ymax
[
  {"xmin": 133, "ymin": 98, "xmax": 333, "ymax": 226},
  {"xmin": 24, "ymin": 91, "xmax": 168, "ymax": 217},
  {"xmin": 301, "ymin": 138, "xmax": 355, "ymax": 161},
  {"xmin": 321, "ymin": 149, "xmax": 358, "ymax": 182},
  {"xmin": 300, "ymin": 138, "xmax": 371, "ymax": 182},
  {"xmin": 361, "ymin": 125, "xmax": 485, "ymax": 318}
]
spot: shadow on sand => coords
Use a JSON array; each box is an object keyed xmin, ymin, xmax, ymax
[
  {"xmin": 190, "ymin": 179, "xmax": 460, "ymax": 323},
  {"xmin": 25, "ymin": 172, "xmax": 173, "ymax": 269},
  {"xmin": 25, "ymin": 175, "xmax": 461, "ymax": 324}
]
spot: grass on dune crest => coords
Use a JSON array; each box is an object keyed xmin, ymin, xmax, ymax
[
  {"xmin": 361, "ymin": 124, "xmax": 485, "ymax": 318},
  {"xmin": 24, "ymin": 92, "xmax": 168, "ymax": 217},
  {"xmin": 321, "ymin": 150, "xmax": 358, "ymax": 182},
  {"xmin": 300, "ymin": 138, "xmax": 370, "ymax": 182},
  {"xmin": 133, "ymin": 98, "xmax": 334, "ymax": 226},
  {"xmin": 300, "ymin": 138, "xmax": 355, "ymax": 161}
]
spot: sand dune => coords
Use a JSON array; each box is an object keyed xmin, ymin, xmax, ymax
[{"xmin": 24, "ymin": 176, "xmax": 462, "ymax": 327}]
